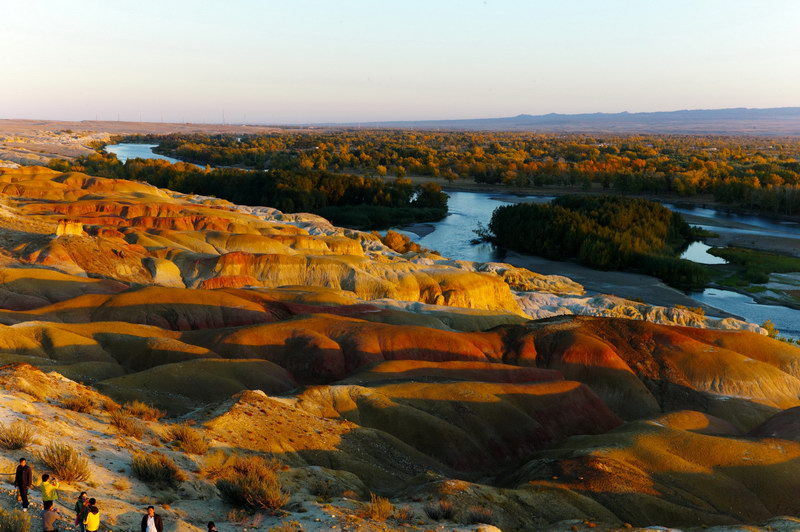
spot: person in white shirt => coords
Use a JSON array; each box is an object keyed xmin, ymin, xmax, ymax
[{"xmin": 140, "ymin": 506, "xmax": 163, "ymax": 532}]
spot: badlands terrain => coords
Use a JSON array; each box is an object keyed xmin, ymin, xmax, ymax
[{"xmin": 0, "ymin": 166, "xmax": 799, "ymax": 530}]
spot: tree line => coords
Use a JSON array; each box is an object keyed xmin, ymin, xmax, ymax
[
  {"xmin": 118, "ymin": 131, "xmax": 800, "ymax": 216},
  {"xmin": 48, "ymin": 151, "xmax": 448, "ymax": 229},
  {"xmin": 487, "ymin": 195, "xmax": 710, "ymax": 290}
]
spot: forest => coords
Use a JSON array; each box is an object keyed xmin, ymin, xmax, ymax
[
  {"xmin": 48, "ymin": 152, "xmax": 448, "ymax": 229},
  {"xmin": 487, "ymin": 195, "xmax": 710, "ymax": 290},
  {"xmin": 120, "ymin": 131, "xmax": 800, "ymax": 216}
]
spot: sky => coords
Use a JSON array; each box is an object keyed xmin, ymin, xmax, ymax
[{"xmin": 1, "ymin": 0, "xmax": 799, "ymax": 124}]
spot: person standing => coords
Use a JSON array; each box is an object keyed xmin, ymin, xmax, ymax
[
  {"xmin": 40, "ymin": 474, "xmax": 59, "ymax": 503},
  {"xmin": 83, "ymin": 502, "xmax": 100, "ymax": 532},
  {"xmin": 42, "ymin": 500, "xmax": 60, "ymax": 532},
  {"xmin": 14, "ymin": 458, "xmax": 32, "ymax": 512},
  {"xmin": 74, "ymin": 492, "xmax": 89, "ymax": 532},
  {"xmin": 140, "ymin": 506, "xmax": 163, "ymax": 532}
]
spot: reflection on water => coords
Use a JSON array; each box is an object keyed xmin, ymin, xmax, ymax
[
  {"xmin": 691, "ymin": 289, "xmax": 800, "ymax": 339},
  {"xmin": 416, "ymin": 192, "xmax": 551, "ymax": 262},
  {"xmin": 665, "ymin": 202, "xmax": 800, "ymax": 239},
  {"xmin": 680, "ymin": 242, "xmax": 727, "ymax": 264},
  {"xmin": 105, "ymin": 143, "xmax": 183, "ymax": 164}
]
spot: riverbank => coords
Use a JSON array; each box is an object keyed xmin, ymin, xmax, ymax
[{"xmin": 380, "ymin": 173, "xmax": 800, "ymax": 224}]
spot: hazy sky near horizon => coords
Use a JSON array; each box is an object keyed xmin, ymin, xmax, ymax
[{"xmin": 1, "ymin": 0, "xmax": 799, "ymax": 124}]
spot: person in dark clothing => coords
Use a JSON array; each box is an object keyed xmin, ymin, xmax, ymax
[
  {"xmin": 75, "ymin": 492, "xmax": 89, "ymax": 532},
  {"xmin": 140, "ymin": 506, "xmax": 163, "ymax": 532},
  {"xmin": 14, "ymin": 458, "xmax": 32, "ymax": 511},
  {"xmin": 207, "ymin": 522, "xmax": 217, "ymax": 532}
]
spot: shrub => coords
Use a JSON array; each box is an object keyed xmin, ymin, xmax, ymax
[
  {"xmin": 109, "ymin": 410, "xmax": 145, "ymax": 439},
  {"xmin": 165, "ymin": 424, "xmax": 209, "ymax": 455},
  {"xmin": 0, "ymin": 508, "xmax": 31, "ymax": 532},
  {"xmin": 360, "ymin": 493, "xmax": 393, "ymax": 522},
  {"xmin": 123, "ymin": 401, "xmax": 165, "ymax": 421},
  {"xmin": 0, "ymin": 421, "xmax": 36, "ymax": 450},
  {"xmin": 36, "ymin": 443, "xmax": 90, "ymax": 482},
  {"xmin": 216, "ymin": 455, "xmax": 289, "ymax": 511},
  {"xmin": 131, "ymin": 451, "xmax": 185, "ymax": 487},
  {"xmin": 62, "ymin": 396, "xmax": 96, "ymax": 413},
  {"xmin": 269, "ymin": 522, "xmax": 303, "ymax": 532},
  {"xmin": 309, "ymin": 478, "xmax": 340, "ymax": 501},
  {"xmin": 393, "ymin": 505, "xmax": 415, "ymax": 523},
  {"xmin": 111, "ymin": 478, "xmax": 130, "ymax": 491},
  {"xmin": 101, "ymin": 397, "xmax": 121, "ymax": 412},
  {"xmin": 465, "ymin": 506, "xmax": 495, "ymax": 525},
  {"xmin": 424, "ymin": 499, "xmax": 455, "ymax": 521}
]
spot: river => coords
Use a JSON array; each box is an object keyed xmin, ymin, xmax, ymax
[{"xmin": 106, "ymin": 143, "xmax": 800, "ymax": 339}]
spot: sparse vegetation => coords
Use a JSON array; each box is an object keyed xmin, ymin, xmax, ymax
[
  {"xmin": 131, "ymin": 451, "xmax": 185, "ymax": 487},
  {"xmin": 309, "ymin": 478, "xmax": 340, "ymax": 502},
  {"xmin": 10, "ymin": 379, "xmax": 47, "ymax": 401},
  {"xmin": 0, "ymin": 421, "xmax": 36, "ymax": 450},
  {"xmin": 359, "ymin": 493, "xmax": 393, "ymax": 521},
  {"xmin": 0, "ymin": 508, "xmax": 31, "ymax": 532},
  {"xmin": 464, "ymin": 505, "xmax": 495, "ymax": 525},
  {"xmin": 36, "ymin": 442, "xmax": 91, "ymax": 482},
  {"xmin": 215, "ymin": 455, "xmax": 289, "ymax": 512},
  {"xmin": 763, "ymin": 320, "xmax": 780, "ymax": 338},
  {"xmin": 424, "ymin": 499, "xmax": 455, "ymax": 521},
  {"xmin": 268, "ymin": 521, "xmax": 303, "ymax": 532},
  {"xmin": 123, "ymin": 400, "xmax": 165, "ymax": 421},
  {"xmin": 109, "ymin": 410, "xmax": 145, "ymax": 439},
  {"xmin": 165, "ymin": 423, "xmax": 209, "ymax": 454},
  {"xmin": 62, "ymin": 395, "xmax": 96, "ymax": 413},
  {"xmin": 111, "ymin": 478, "xmax": 130, "ymax": 491},
  {"xmin": 393, "ymin": 505, "xmax": 415, "ymax": 523}
]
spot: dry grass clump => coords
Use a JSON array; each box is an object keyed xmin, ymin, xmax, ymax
[
  {"xmin": 62, "ymin": 395, "xmax": 96, "ymax": 413},
  {"xmin": 393, "ymin": 505, "xmax": 415, "ymax": 523},
  {"xmin": 131, "ymin": 451, "xmax": 185, "ymax": 487},
  {"xmin": 359, "ymin": 493, "xmax": 393, "ymax": 522},
  {"xmin": 37, "ymin": 443, "xmax": 90, "ymax": 482},
  {"xmin": 464, "ymin": 505, "xmax": 495, "ymax": 525},
  {"xmin": 309, "ymin": 478, "xmax": 341, "ymax": 501},
  {"xmin": 165, "ymin": 424, "xmax": 209, "ymax": 455},
  {"xmin": 269, "ymin": 521, "xmax": 303, "ymax": 532},
  {"xmin": 0, "ymin": 421, "xmax": 36, "ymax": 450},
  {"xmin": 215, "ymin": 455, "xmax": 289, "ymax": 512},
  {"xmin": 109, "ymin": 410, "xmax": 145, "ymax": 439},
  {"xmin": 424, "ymin": 499, "xmax": 455, "ymax": 521},
  {"xmin": 10, "ymin": 379, "xmax": 47, "ymax": 401},
  {"xmin": 111, "ymin": 478, "xmax": 130, "ymax": 491},
  {"xmin": 0, "ymin": 508, "xmax": 31, "ymax": 532},
  {"xmin": 123, "ymin": 400, "xmax": 165, "ymax": 421}
]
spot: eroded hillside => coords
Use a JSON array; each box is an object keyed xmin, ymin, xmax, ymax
[{"xmin": 0, "ymin": 166, "xmax": 798, "ymax": 531}]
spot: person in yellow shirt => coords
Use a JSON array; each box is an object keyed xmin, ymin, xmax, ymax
[
  {"xmin": 84, "ymin": 500, "xmax": 100, "ymax": 532},
  {"xmin": 40, "ymin": 474, "xmax": 59, "ymax": 503}
]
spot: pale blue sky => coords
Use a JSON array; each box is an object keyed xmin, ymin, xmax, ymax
[{"xmin": 1, "ymin": 0, "xmax": 798, "ymax": 123}]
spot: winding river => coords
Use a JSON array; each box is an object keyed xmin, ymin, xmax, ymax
[{"xmin": 107, "ymin": 143, "xmax": 800, "ymax": 339}]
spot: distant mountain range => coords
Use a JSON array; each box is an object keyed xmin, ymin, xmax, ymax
[{"xmin": 322, "ymin": 107, "xmax": 800, "ymax": 135}]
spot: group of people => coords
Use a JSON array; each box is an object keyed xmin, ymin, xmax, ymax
[
  {"xmin": 14, "ymin": 458, "xmax": 228, "ymax": 532},
  {"xmin": 13, "ymin": 457, "xmax": 222, "ymax": 532},
  {"xmin": 14, "ymin": 457, "xmax": 101, "ymax": 532}
]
